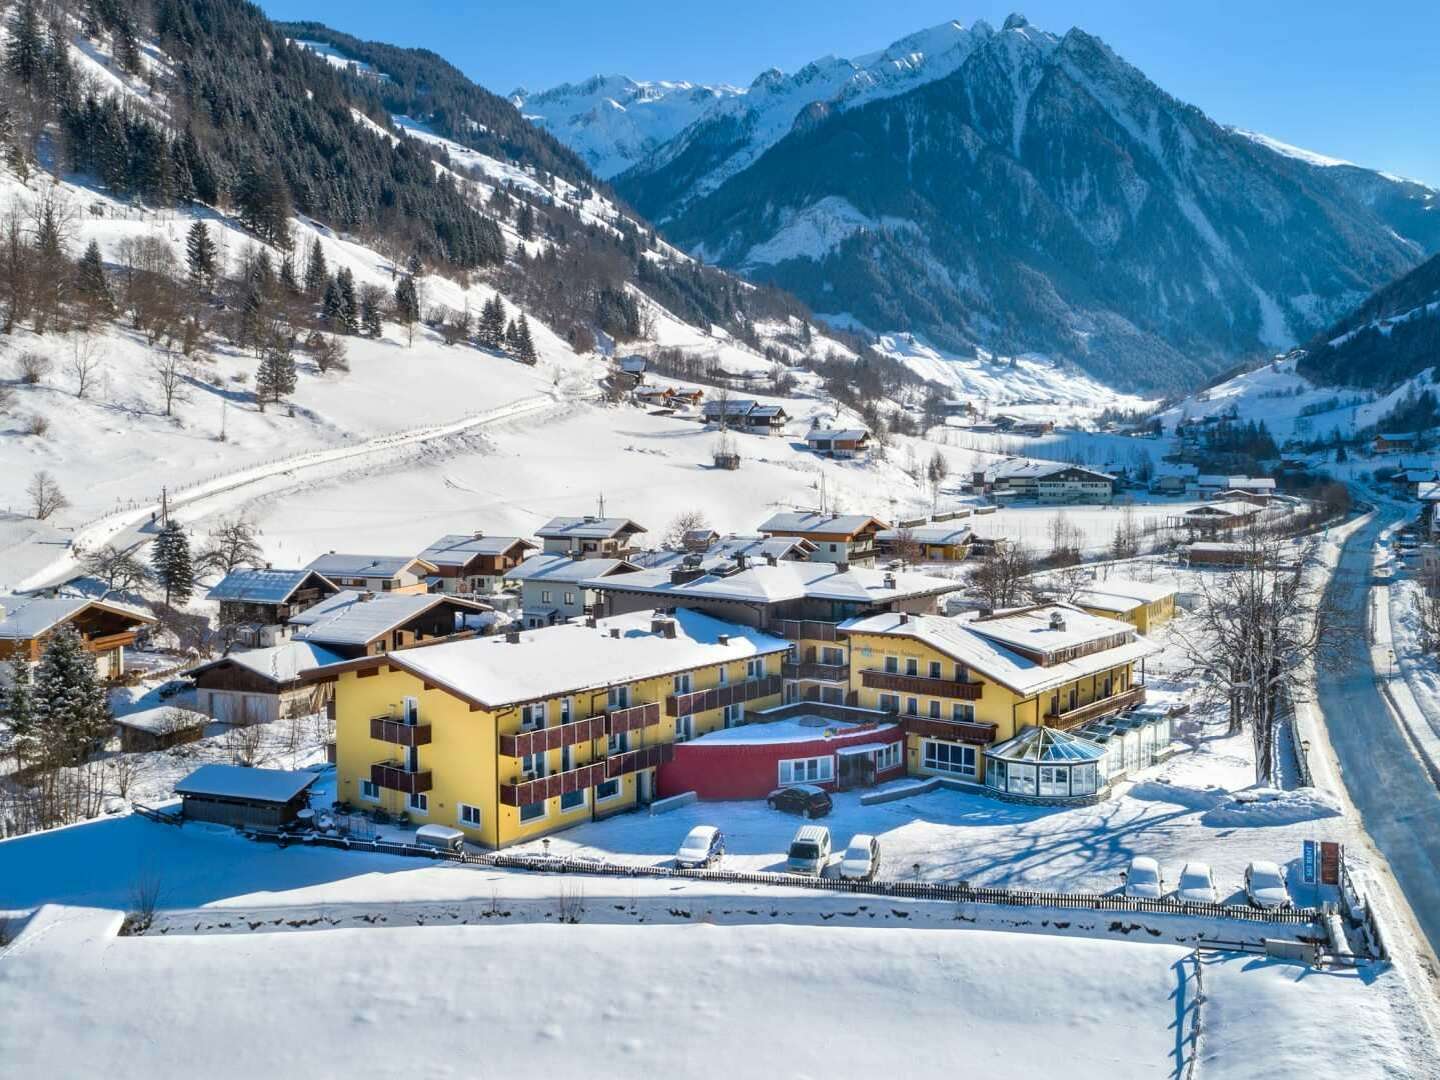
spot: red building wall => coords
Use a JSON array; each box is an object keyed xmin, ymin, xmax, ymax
[{"xmin": 657, "ymin": 725, "xmax": 906, "ymax": 801}]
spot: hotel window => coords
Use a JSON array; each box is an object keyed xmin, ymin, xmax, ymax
[
  {"xmin": 608, "ymin": 686, "xmax": 630, "ymax": 709},
  {"xmin": 519, "ymin": 800, "xmax": 545, "ymax": 822},
  {"xmin": 674, "ymin": 672, "xmax": 692, "ymax": 694},
  {"xmin": 922, "ymin": 741, "xmax": 976, "ymax": 777},
  {"xmin": 928, "ymin": 700, "xmax": 942, "ymax": 719},
  {"xmin": 563, "ymin": 591, "xmax": 576, "ymax": 606},
  {"xmin": 718, "ymin": 666, "xmax": 728, "ymax": 686},
  {"xmin": 360, "ymin": 780, "xmax": 380, "ymax": 802},
  {"xmin": 723, "ymin": 703, "xmax": 743, "ymax": 727},
  {"xmin": 952, "ymin": 703, "xmax": 976, "ymax": 723},
  {"xmin": 904, "ymin": 657, "xmax": 919, "ymax": 676},
  {"xmin": 609, "ymin": 731, "xmax": 631, "ymax": 754},
  {"xmin": 408, "ymin": 792, "xmax": 428, "ymax": 815},
  {"xmin": 458, "ymin": 803, "xmax": 481, "ymax": 827},
  {"xmin": 521, "ymin": 702, "xmax": 546, "ymax": 730},
  {"xmin": 540, "ymin": 589, "xmax": 552, "ymax": 604},
  {"xmin": 674, "ymin": 716, "xmax": 694, "ymax": 742},
  {"xmin": 595, "ymin": 777, "xmax": 621, "ymax": 800},
  {"xmin": 560, "ymin": 696, "xmax": 573, "ymax": 723},
  {"xmin": 820, "ymin": 648, "xmax": 843, "ymax": 667},
  {"xmin": 884, "ymin": 655, "xmax": 899, "ymax": 674},
  {"xmin": 906, "ymin": 697, "xmax": 919, "ymax": 716},
  {"xmin": 879, "ymin": 693, "xmax": 900, "ymax": 713},
  {"xmin": 778, "ymin": 756, "xmax": 834, "ymax": 785},
  {"xmin": 522, "ymin": 751, "xmax": 546, "ymax": 779},
  {"xmin": 875, "ymin": 743, "xmax": 902, "ymax": 771},
  {"xmin": 928, "ymin": 661, "xmax": 942, "ymax": 679},
  {"xmin": 560, "ymin": 788, "xmax": 586, "ymax": 812},
  {"xmin": 748, "ymin": 657, "xmax": 766, "ymax": 679}
]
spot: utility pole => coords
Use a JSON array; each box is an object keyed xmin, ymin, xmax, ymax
[
  {"xmin": 598, "ymin": 491, "xmax": 606, "ymax": 518},
  {"xmin": 161, "ymin": 486, "xmax": 168, "ymax": 527}
]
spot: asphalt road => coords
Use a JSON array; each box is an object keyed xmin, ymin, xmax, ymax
[{"xmin": 1317, "ymin": 510, "xmax": 1440, "ymax": 956}]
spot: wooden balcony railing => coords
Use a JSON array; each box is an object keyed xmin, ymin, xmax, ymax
[
  {"xmin": 861, "ymin": 670, "xmax": 983, "ymax": 700},
  {"xmin": 900, "ymin": 714, "xmax": 998, "ymax": 745},
  {"xmin": 605, "ymin": 742, "xmax": 673, "ymax": 778},
  {"xmin": 782, "ymin": 661, "xmax": 850, "ymax": 682},
  {"xmin": 606, "ymin": 701, "xmax": 661, "ymax": 735},
  {"xmin": 370, "ymin": 761, "xmax": 433, "ymax": 795},
  {"xmin": 1044, "ymin": 686, "xmax": 1146, "ymax": 731},
  {"xmin": 370, "ymin": 716, "xmax": 433, "ymax": 747},
  {"xmin": 666, "ymin": 675, "xmax": 783, "ymax": 717},
  {"xmin": 775, "ymin": 619, "xmax": 840, "ymax": 642},
  {"xmin": 82, "ymin": 631, "xmax": 138, "ymax": 653},
  {"xmin": 499, "ymin": 715, "xmax": 606, "ymax": 758},
  {"xmin": 500, "ymin": 761, "xmax": 609, "ymax": 807}
]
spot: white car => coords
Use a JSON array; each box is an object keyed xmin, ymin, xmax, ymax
[
  {"xmin": 1244, "ymin": 860, "xmax": 1292, "ymax": 909},
  {"xmin": 1175, "ymin": 862, "xmax": 1218, "ymax": 903},
  {"xmin": 674, "ymin": 825, "xmax": 724, "ymax": 869},
  {"xmin": 838, "ymin": 834, "xmax": 880, "ymax": 881},
  {"xmin": 1122, "ymin": 855, "xmax": 1165, "ymax": 899}
]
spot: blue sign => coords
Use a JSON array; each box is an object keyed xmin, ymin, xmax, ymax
[{"xmin": 1302, "ymin": 840, "xmax": 1318, "ymax": 885}]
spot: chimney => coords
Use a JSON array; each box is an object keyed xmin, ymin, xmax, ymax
[
  {"xmin": 899, "ymin": 612, "xmax": 909, "ymax": 625},
  {"xmin": 835, "ymin": 561, "xmax": 849, "ymax": 573},
  {"xmin": 505, "ymin": 629, "xmax": 521, "ymax": 644},
  {"xmin": 718, "ymin": 633, "xmax": 730, "ymax": 646},
  {"xmin": 736, "ymin": 552, "xmax": 748, "ymax": 570},
  {"xmin": 979, "ymin": 607, "xmax": 994, "ymax": 618},
  {"xmin": 883, "ymin": 572, "xmax": 896, "ymax": 589},
  {"xmin": 670, "ymin": 567, "xmax": 705, "ymax": 585},
  {"xmin": 472, "ymin": 530, "xmax": 485, "ymax": 541},
  {"xmin": 358, "ymin": 591, "xmax": 374, "ymax": 603},
  {"xmin": 1049, "ymin": 611, "xmax": 1066, "ymax": 632}
]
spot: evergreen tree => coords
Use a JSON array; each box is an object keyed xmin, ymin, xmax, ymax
[
  {"xmin": 322, "ymin": 275, "xmax": 345, "ymax": 325},
  {"xmin": 303, "ymin": 238, "xmax": 328, "ymax": 297},
  {"xmin": 185, "ymin": 220, "xmax": 217, "ymax": 291},
  {"xmin": 516, "ymin": 202, "xmax": 535, "ymax": 241},
  {"xmin": 74, "ymin": 240, "xmax": 113, "ymax": 313},
  {"xmin": 514, "ymin": 313, "xmax": 537, "ymax": 364},
  {"xmin": 5, "ymin": 0, "xmax": 44, "ymax": 91},
  {"xmin": 31, "ymin": 626, "xmax": 111, "ymax": 767},
  {"xmin": 478, "ymin": 295, "xmax": 505, "ymax": 349},
  {"xmin": 151, "ymin": 519, "xmax": 194, "ymax": 606},
  {"xmin": 279, "ymin": 253, "xmax": 299, "ymax": 294},
  {"xmin": 504, "ymin": 318, "xmax": 518, "ymax": 352},
  {"xmin": 5, "ymin": 654, "xmax": 35, "ymax": 766},
  {"xmin": 336, "ymin": 266, "xmax": 359, "ymax": 334},
  {"xmin": 255, "ymin": 339, "xmax": 297, "ymax": 410},
  {"xmin": 394, "ymin": 274, "xmax": 420, "ymax": 346},
  {"xmin": 361, "ymin": 293, "xmax": 383, "ymax": 338}
]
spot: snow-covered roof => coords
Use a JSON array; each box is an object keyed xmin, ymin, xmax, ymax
[
  {"xmin": 535, "ymin": 516, "xmax": 647, "ymax": 540},
  {"xmin": 1188, "ymin": 542, "xmax": 1247, "ymax": 552},
  {"xmin": 986, "ymin": 725, "xmax": 1107, "ymax": 763},
  {"xmin": 684, "ymin": 715, "xmax": 897, "ymax": 746},
  {"xmin": 840, "ymin": 608, "xmax": 1158, "ymax": 697},
  {"xmin": 1378, "ymin": 432, "xmax": 1419, "ymax": 442},
  {"xmin": 876, "ymin": 524, "xmax": 972, "ymax": 545},
  {"xmin": 1072, "ymin": 579, "xmax": 1176, "ymax": 612},
  {"xmin": 206, "ymin": 568, "xmax": 335, "ymax": 604},
  {"xmin": 305, "ymin": 608, "xmax": 791, "ymax": 709},
  {"xmin": 188, "ymin": 640, "xmax": 347, "ymax": 684},
  {"xmin": 113, "ymin": 705, "xmax": 209, "ymax": 733},
  {"xmin": 289, "ymin": 591, "xmax": 487, "ymax": 646},
  {"xmin": 1184, "ymin": 501, "xmax": 1256, "ymax": 518},
  {"xmin": 757, "ymin": 511, "xmax": 887, "ymax": 536},
  {"xmin": 702, "ymin": 398, "xmax": 758, "ymax": 417},
  {"xmin": 417, "ymin": 534, "xmax": 535, "ymax": 566},
  {"xmin": 304, "ymin": 553, "xmax": 434, "ymax": 579},
  {"xmin": 587, "ymin": 561, "xmax": 960, "ymax": 607},
  {"xmin": 503, "ymin": 553, "xmax": 636, "ymax": 585},
  {"xmin": 806, "ymin": 427, "xmax": 869, "ymax": 442},
  {"xmin": 174, "ymin": 764, "xmax": 318, "ymax": 803},
  {"xmin": 616, "ymin": 355, "xmax": 647, "ymax": 373},
  {"xmin": 0, "ymin": 595, "xmax": 155, "ymax": 640},
  {"xmin": 632, "ymin": 535, "xmax": 816, "ymax": 571}
]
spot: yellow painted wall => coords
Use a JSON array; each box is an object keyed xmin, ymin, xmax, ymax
[{"xmin": 1079, "ymin": 594, "xmax": 1174, "ymax": 635}]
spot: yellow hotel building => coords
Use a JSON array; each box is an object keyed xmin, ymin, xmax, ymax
[{"xmin": 314, "ymin": 608, "xmax": 789, "ymax": 847}]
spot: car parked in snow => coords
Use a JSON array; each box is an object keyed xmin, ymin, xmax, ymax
[
  {"xmin": 675, "ymin": 825, "xmax": 725, "ymax": 868},
  {"xmin": 1244, "ymin": 860, "xmax": 1292, "ymax": 909},
  {"xmin": 766, "ymin": 784, "xmax": 832, "ymax": 819},
  {"xmin": 838, "ymin": 834, "xmax": 881, "ymax": 881},
  {"xmin": 786, "ymin": 824, "xmax": 832, "ymax": 875},
  {"xmin": 1122, "ymin": 855, "xmax": 1165, "ymax": 899},
  {"xmin": 1175, "ymin": 862, "xmax": 1218, "ymax": 904}
]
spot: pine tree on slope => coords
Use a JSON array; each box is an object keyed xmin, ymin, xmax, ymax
[
  {"xmin": 5, "ymin": 654, "xmax": 36, "ymax": 767},
  {"xmin": 303, "ymin": 238, "xmax": 328, "ymax": 298},
  {"xmin": 74, "ymin": 240, "xmax": 113, "ymax": 313},
  {"xmin": 151, "ymin": 519, "xmax": 194, "ymax": 606},
  {"xmin": 256, "ymin": 339, "xmax": 297, "ymax": 411},
  {"xmin": 514, "ymin": 313, "xmax": 537, "ymax": 365},
  {"xmin": 31, "ymin": 626, "xmax": 111, "ymax": 767},
  {"xmin": 394, "ymin": 275, "xmax": 419, "ymax": 346},
  {"xmin": 186, "ymin": 221, "xmax": 217, "ymax": 291}
]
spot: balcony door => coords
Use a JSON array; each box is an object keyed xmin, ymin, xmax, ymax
[{"xmin": 402, "ymin": 696, "xmax": 418, "ymax": 725}]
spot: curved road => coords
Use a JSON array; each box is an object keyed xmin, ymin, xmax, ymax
[{"xmin": 1318, "ymin": 507, "xmax": 1440, "ymax": 955}]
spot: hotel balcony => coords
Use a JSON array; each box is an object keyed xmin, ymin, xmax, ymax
[
  {"xmin": 371, "ymin": 761, "xmax": 433, "ymax": 795},
  {"xmin": 499, "ymin": 715, "xmax": 606, "ymax": 758},
  {"xmin": 498, "ymin": 743, "xmax": 674, "ymax": 806},
  {"xmin": 370, "ymin": 715, "xmax": 433, "ymax": 747},
  {"xmin": 606, "ymin": 701, "xmax": 662, "ymax": 735},
  {"xmin": 861, "ymin": 669, "xmax": 984, "ymax": 700},
  {"xmin": 666, "ymin": 675, "xmax": 783, "ymax": 717},
  {"xmin": 782, "ymin": 660, "xmax": 850, "ymax": 683},
  {"xmin": 900, "ymin": 713, "xmax": 998, "ymax": 745},
  {"xmin": 1044, "ymin": 686, "xmax": 1146, "ymax": 731},
  {"xmin": 774, "ymin": 619, "xmax": 840, "ymax": 642}
]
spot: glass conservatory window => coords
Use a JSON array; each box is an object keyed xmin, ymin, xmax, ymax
[
  {"xmin": 1009, "ymin": 764, "xmax": 1036, "ymax": 796},
  {"xmin": 1038, "ymin": 766, "xmax": 1069, "ymax": 797}
]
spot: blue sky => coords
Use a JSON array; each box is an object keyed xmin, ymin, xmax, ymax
[{"xmin": 258, "ymin": 1, "xmax": 1440, "ymax": 186}]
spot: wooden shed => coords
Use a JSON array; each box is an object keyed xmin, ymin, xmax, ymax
[
  {"xmin": 115, "ymin": 706, "xmax": 208, "ymax": 753},
  {"xmin": 174, "ymin": 764, "xmax": 318, "ymax": 829}
]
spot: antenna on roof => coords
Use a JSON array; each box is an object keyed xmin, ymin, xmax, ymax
[{"xmin": 598, "ymin": 491, "xmax": 606, "ymax": 518}]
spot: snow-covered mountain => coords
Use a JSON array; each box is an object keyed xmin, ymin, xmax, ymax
[
  {"xmin": 512, "ymin": 76, "xmax": 743, "ymax": 180},
  {"xmin": 529, "ymin": 14, "xmax": 1440, "ymax": 393}
]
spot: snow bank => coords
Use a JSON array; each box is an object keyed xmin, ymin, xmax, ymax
[{"xmin": 1201, "ymin": 787, "xmax": 1343, "ymax": 828}]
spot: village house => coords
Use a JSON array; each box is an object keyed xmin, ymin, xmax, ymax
[
  {"xmin": 841, "ymin": 604, "xmax": 1159, "ymax": 801},
  {"xmin": 1208, "ymin": 487, "xmax": 1274, "ymax": 508},
  {"xmin": 188, "ymin": 639, "xmax": 346, "ymax": 724},
  {"xmin": 633, "ymin": 534, "xmax": 816, "ymax": 572},
  {"xmin": 1175, "ymin": 500, "xmax": 1259, "ymax": 536},
  {"xmin": 1150, "ymin": 464, "xmax": 1199, "ymax": 494},
  {"xmin": 941, "ymin": 400, "xmax": 976, "ymax": 418},
  {"xmin": 417, "ymin": 533, "xmax": 537, "ymax": 596},
  {"xmin": 536, "ymin": 516, "xmax": 648, "ymax": 557},
  {"xmin": 304, "ymin": 553, "xmax": 436, "ymax": 595},
  {"xmin": 314, "ymin": 608, "xmax": 791, "ymax": 847},
  {"xmin": 1185, "ymin": 541, "xmax": 1259, "ymax": 567},
  {"xmin": 206, "ymin": 568, "xmax": 340, "ymax": 647},
  {"xmin": 504, "ymin": 554, "xmax": 639, "ymax": 627},
  {"xmin": 288, "ymin": 591, "xmax": 491, "ymax": 658},
  {"xmin": 979, "ymin": 459, "xmax": 1114, "ymax": 502},
  {"xmin": 1071, "ymin": 579, "xmax": 1177, "ymax": 635},
  {"xmin": 1375, "ymin": 432, "xmax": 1420, "ymax": 453},
  {"xmin": 701, "ymin": 398, "xmax": 790, "ymax": 435},
  {"xmin": 584, "ymin": 558, "xmax": 961, "ymax": 708},
  {"xmin": 757, "ymin": 511, "xmax": 890, "ymax": 567},
  {"xmin": 876, "ymin": 523, "xmax": 973, "ymax": 562},
  {"xmin": 0, "ymin": 595, "xmax": 156, "ymax": 683},
  {"xmin": 114, "ymin": 705, "xmax": 209, "ymax": 753},
  {"xmin": 804, "ymin": 425, "xmax": 871, "ymax": 460}
]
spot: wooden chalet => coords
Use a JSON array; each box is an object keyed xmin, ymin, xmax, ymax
[
  {"xmin": 756, "ymin": 512, "xmax": 891, "ymax": 567},
  {"xmin": 0, "ymin": 595, "xmax": 156, "ymax": 681},
  {"xmin": 303, "ymin": 553, "xmax": 436, "ymax": 595},
  {"xmin": 417, "ymin": 533, "xmax": 537, "ymax": 595},
  {"xmin": 207, "ymin": 568, "xmax": 339, "ymax": 645},
  {"xmin": 288, "ymin": 591, "xmax": 493, "ymax": 658}
]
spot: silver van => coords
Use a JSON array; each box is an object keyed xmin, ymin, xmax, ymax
[{"xmin": 786, "ymin": 824, "xmax": 832, "ymax": 875}]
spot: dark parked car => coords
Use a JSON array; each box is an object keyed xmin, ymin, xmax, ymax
[{"xmin": 766, "ymin": 784, "xmax": 832, "ymax": 819}]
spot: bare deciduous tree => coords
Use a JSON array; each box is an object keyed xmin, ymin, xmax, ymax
[
  {"xmin": 663, "ymin": 509, "xmax": 711, "ymax": 550},
  {"xmin": 65, "ymin": 334, "xmax": 104, "ymax": 399},
  {"xmin": 81, "ymin": 544, "xmax": 150, "ymax": 595},
  {"xmin": 27, "ymin": 469, "xmax": 67, "ymax": 519},
  {"xmin": 16, "ymin": 349, "xmax": 49, "ymax": 384},
  {"xmin": 892, "ymin": 526, "xmax": 922, "ymax": 568},
  {"xmin": 196, "ymin": 517, "xmax": 264, "ymax": 575},
  {"xmin": 150, "ymin": 349, "xmax": 190, "ymax": 417},
  {"xmin": 970, "ymin": 541, "xmax": 1032, "ymax": 610}
]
